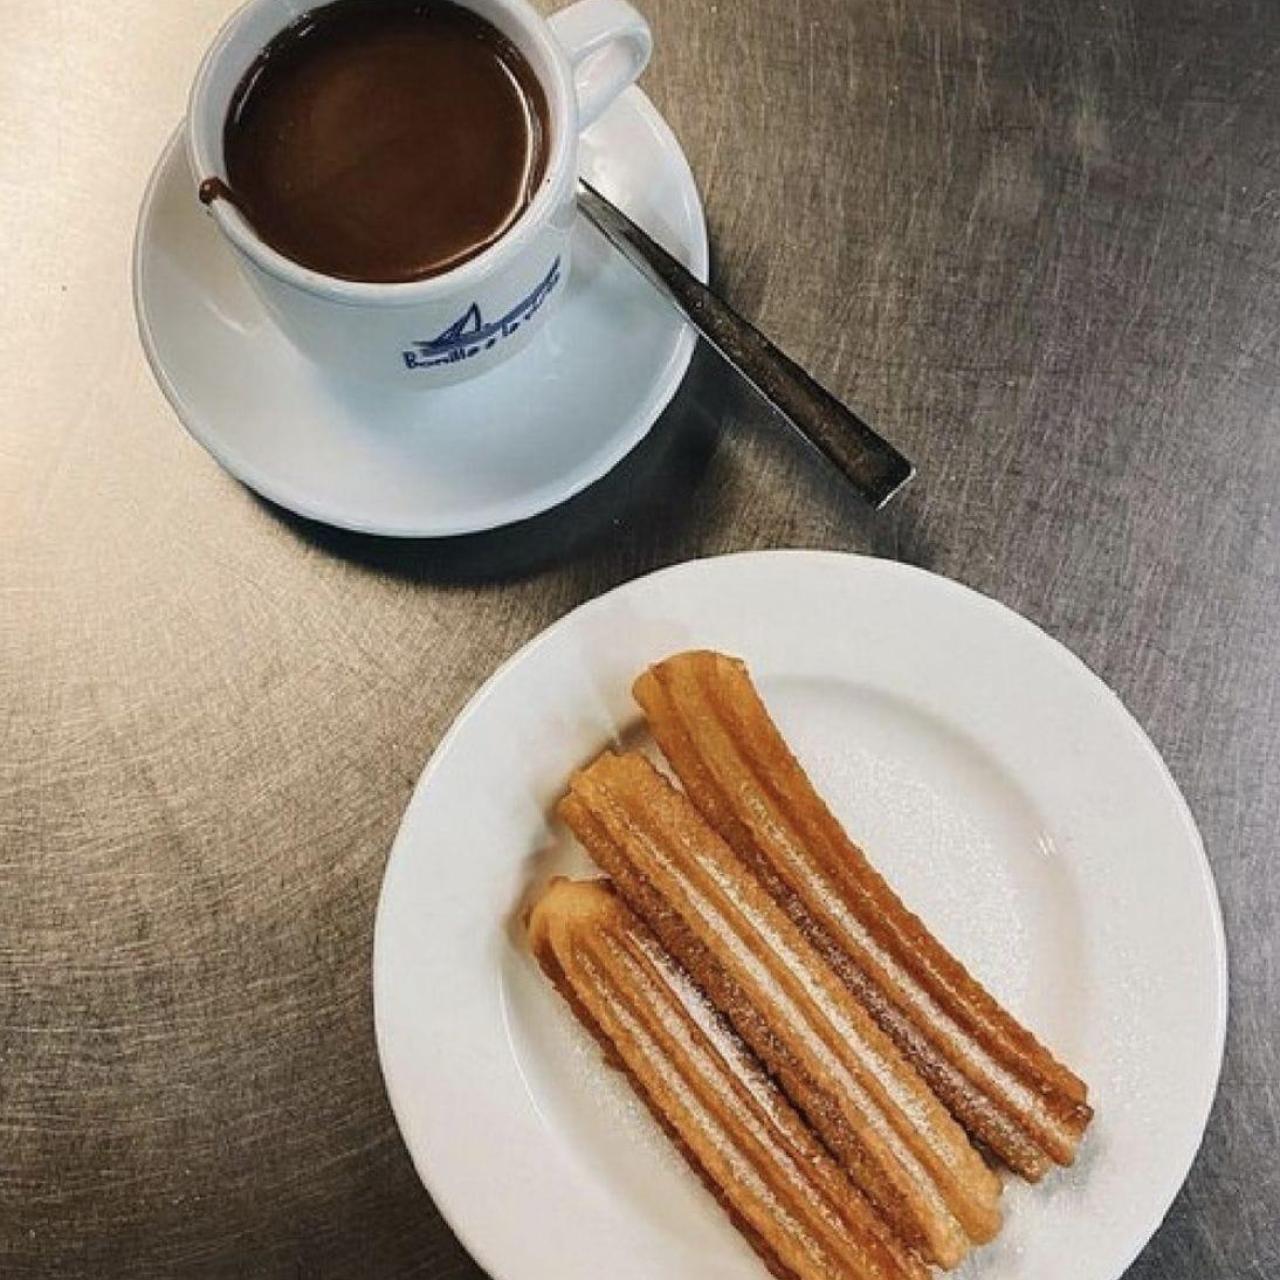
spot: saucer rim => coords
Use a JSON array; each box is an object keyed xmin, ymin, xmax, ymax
[{"xmin": 132, "ymin": 87, "xmax": 709, "ymax": 538}]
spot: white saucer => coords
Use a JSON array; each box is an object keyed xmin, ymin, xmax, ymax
[
  {"xmin": 132, "ymin": 88, "xmax": 708, "ymax": 537},
  {"xmin": 375, "ymin": 550, "xmax": 1227, "ymax": 1280}
]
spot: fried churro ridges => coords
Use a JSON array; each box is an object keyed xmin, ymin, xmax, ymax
[
  {"xmin": 527, "ymin": 878, "xmax": 927, "ymax": 1280},
  {"xmin": 559, "ymin": 753, "xmax": 1001, "ymax": 1268},
  {"xmin": 634, "ymin": 650, "xmax": 1093, "ymax": 1181}
]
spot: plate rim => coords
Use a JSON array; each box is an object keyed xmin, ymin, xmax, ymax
[
  {"xmin": 373, "ymin": 548, "xmax": 1229, "ymax": 1280},
  {"xmin": 131, "ymin": 87, "xmax": 709, "ymax": 538}
]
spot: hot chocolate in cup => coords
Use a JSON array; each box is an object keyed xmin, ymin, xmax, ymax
[{"xmin": 187, "ymin": 0, "xmax": 651, "ymax": 387}]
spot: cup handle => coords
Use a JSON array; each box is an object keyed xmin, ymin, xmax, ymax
[{"xmin": 548, "ymin": 0, "xmax": 652, "ymax": 132}]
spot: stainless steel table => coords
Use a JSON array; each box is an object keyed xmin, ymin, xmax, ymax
[{"xmin": 2, "ymin": 0, "xmax": 1276, "ymax": 1275}]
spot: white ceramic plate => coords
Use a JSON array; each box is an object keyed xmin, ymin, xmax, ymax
[
  {"xmin": 374, "ymin": 550, "xmax": 1227, "ymax": 1280},
  {"xmin": 132, "ymin": 87, "xmax": 707, "ymax": 536}
]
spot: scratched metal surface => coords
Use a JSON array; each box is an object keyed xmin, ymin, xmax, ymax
[{"xmin": 1, "ymin": 0, "xmax": 1277, "ymax": 1275}]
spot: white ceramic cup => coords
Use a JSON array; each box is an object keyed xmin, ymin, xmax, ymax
[{"xmin": 186, "ymin": 0, "xmax": 651, "ymax": 387}]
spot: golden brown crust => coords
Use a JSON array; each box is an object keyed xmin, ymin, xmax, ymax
[
  {"xmin": 528, "ymin": 878, "xmax": 927, "ymax": 1280},
  {"xmin": 528, "ymin": 888, "xmax": 803, "ymax": 1280},
  {"xmin": 559, "ymin": 754, "xmax": 1001, "ymax": 1267},
  {"xmin": 634, "ymin": 651, "xmax": 1093, "ymax": 1179}
]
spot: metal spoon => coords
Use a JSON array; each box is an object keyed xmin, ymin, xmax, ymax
[{"xmin": 577, "ymin": 180, "xmax": 915, "ymax": 510}]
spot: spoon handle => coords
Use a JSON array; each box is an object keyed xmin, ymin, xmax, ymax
[{"xmin": 577, "ymin": 180, "xmax": 915, "ymax": 510}]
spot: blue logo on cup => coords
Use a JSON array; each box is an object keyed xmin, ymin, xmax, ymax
[{"xmin": 402, "ymin": 257, "xmax": 562, "ymax": 370}]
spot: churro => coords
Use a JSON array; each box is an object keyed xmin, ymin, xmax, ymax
[
  {"xmin": 528, "ymin": 878, "xmax": 927, "ymax": 1280},
  {"xmin": 559, "ymin": 752, "xmax": 1001, "ymax": 1268},
  {"xmin": 633, "ymin": 650, "xmax": 1093, "ymax": 1181}
]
